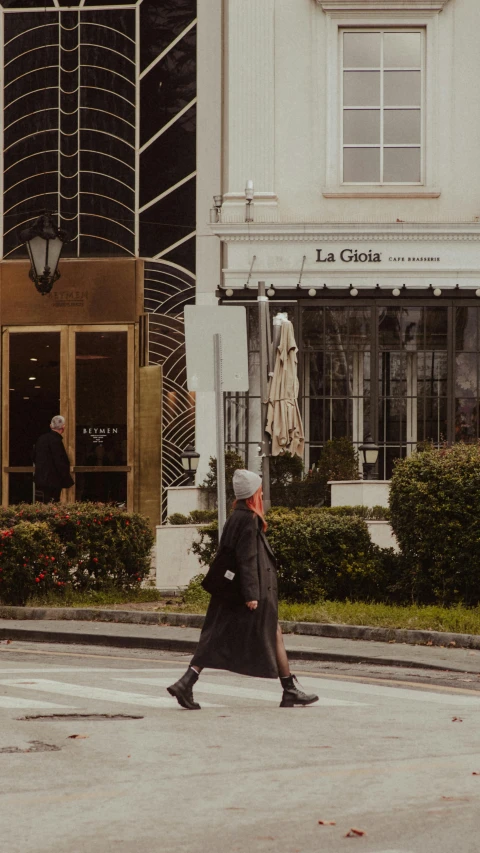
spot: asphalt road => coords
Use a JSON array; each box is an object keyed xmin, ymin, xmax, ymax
[{"xmin": 1, "ymin": 641, "xmax": 480, "ymax": 853}]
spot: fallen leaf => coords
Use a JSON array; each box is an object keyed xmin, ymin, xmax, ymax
[
  {"xmin": 127, "ymin": 755, "xmax": 131, "ymax": 758},
  {"xmin": 449, "ymin": 641, "xmax": 457, "ymax": 647},
  {"xmin": 67, "ymin": 734, "xmax": 89, "ymax": 739},
  {"xmin": 345, "ymin": 828, "xmax": 366, "ymax": 838},
  {"xmin": 452, "ymin": 717, "xmax": 463, "ymax": 722},
  {"xmin": 318, "ymin": 819, "xmax": 336, "ymax": 825},
  {"xmin": 472, "ymin": 772, "xmax": 480, "ymax": 776},
  {"xmin": 426, "ymin": 641, "xmax": 433, "ymax": 646}
]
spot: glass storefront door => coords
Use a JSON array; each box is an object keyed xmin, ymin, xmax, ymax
[{"xmin": 3, "ymin": 325, "xmax": 133, "ymax": 506}]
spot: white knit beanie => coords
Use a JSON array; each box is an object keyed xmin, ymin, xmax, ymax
[{"xmin": 232, "ymin": 469, "xmax": 262, "ymax": 500}]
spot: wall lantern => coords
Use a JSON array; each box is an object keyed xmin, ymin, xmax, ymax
[
  {"xmin": 180, "ymin": 444, "xmax": 200, "ymax": 484},
  {"xmin": 359, "ymin": 433, "xmax": 379, "ymax": 481},
  {"xmin": 19, "ymin": 212, "xmax": 68, "ymax": 296}
]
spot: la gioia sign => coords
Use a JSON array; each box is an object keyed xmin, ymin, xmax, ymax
[{"xmin": 316, "ymin": 248, "xmax": 381, "ymax": 263}]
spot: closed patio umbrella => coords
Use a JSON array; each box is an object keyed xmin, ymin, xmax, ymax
[{"xmin": 265, "ymin": 319, "xmax": 304, "ymax": 457}]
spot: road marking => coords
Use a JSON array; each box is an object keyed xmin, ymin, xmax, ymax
[
  {"xmin": 0, "ymin": 695, "xmax": 73, "ymax": 709},
  {"xmin": 297, "ymin": 675, "xmax": 480, "ymax": 706},
  {"xmin": 115, "ymin": 676, "xmax": 367, "ymax": 706},
  {"xmin": 0, "ymin": 678, "xmax": 222, "ymax": 709}
]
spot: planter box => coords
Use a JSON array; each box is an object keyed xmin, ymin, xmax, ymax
[
  {"xmin": 366, "ymin": 520, "xmax": 399, "ymax": 552},
  {"xmin": 155, "ymin": 524, "xmax": 203, "ymax": 592},
  {"xmin": 329, "ymin": 480, "xmax": 390, "ymax": 508}
]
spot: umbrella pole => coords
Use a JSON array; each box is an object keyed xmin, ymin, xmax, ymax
[{"xmin": 258, "ymin": 281, "xmax": 272, "ymax": 510}]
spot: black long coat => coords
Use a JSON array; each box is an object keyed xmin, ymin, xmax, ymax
[
  {"xmin": 191, "ymin": 502, "xmax": 279, "ymax": 679},
  {"xmin": 34, "ymin": 430, "xmax": 74, "ymax": 490}
]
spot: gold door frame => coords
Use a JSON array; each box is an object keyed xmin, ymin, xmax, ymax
[{"xmin": 2, "ymin": 324, "xmax": 134, "ymax": 509}]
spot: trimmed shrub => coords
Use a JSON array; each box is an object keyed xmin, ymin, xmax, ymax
[
  {"xmin": 0, "ymin": 503, "xmax": 154, "ymax": 604},
  {"xmin": 389, "ymin": 443, "xmax": 480, "ymax": 605},
  {"xmin": 167, "ymin": 513, "xmax": 190, "ymax": 525},
  {"xmin": 191, "ymin": 507, "xmax": 386, "ymax": 603},
  {"xmin": 0, "ymin": 522, "xmax": 66, "ymax": 606},
  {"xmin": 168, "ymin": 510, "xmax": 217, "ymax": 525}
]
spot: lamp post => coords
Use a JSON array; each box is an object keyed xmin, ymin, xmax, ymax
[
  {"xmin": 180, "ymin": 444, "xmax": 200, "ymax": 484},
  {"xmin": 359, "ymin": 434, "xmax": 379, "ymax": 481},
  {"xmin": 19, "ymin": 212, "xmax": 68, "ymax": 296}
]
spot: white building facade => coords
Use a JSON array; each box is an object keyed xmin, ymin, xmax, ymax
[{"xmin": 196, "ymin": 0, "xmax": 480, "ymax": 480}]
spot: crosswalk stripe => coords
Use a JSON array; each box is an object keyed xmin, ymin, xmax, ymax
[
  {"xmin": 0, "ymin": 695, "xmax": 73, "ymax": 709},
  {"xmin": 0, "ymin": 679, "xmax": 222, "ymax": 709},
  {"xmin": 115, "ymin": 677, "xmax": 367, "ymax": 707},
  {"xmin": 297, "ymin": 676, "xmax": 480, "ymax": 706}
]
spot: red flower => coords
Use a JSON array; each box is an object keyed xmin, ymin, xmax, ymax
[
  {"xmin": 39, "ymin": 573, "xmax": 45, "ymax": 580},
  {"xmin": 50, "ymin": 557, "xmax": 55, "ymax": 562},
  {"xmin": 35, "ymin": 577, "xmax": 40, "ymax": 583},
  {"xmin": 93, "ymin": 558, "xmax": 98, "ymax": 563}
]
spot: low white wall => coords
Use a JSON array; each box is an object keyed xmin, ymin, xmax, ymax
[
  {"xmin": 329, "ymin": 480, "xmax": 390, "ymax": 509},
  {"xmin": 155, "ymin": 525, "xmax": 203, "ymax": 592},
  {"xmin": 166, "ymin": 486, "xmax": 210, "ymax": 518},
  {"xmin": 366, "ymin": 520, "xmax": 399, "ymax": 553}
]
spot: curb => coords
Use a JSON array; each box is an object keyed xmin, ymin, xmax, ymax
[
  {"xmin": 0, "ymin": 626, "xmax": 461, "ymax": 672},
  {"xmin": 0, "ymin": 606, "xmax": 479, "ymax": 650}
]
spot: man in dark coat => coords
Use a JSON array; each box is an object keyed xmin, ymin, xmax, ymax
[
  {"xmin": 34, "ymin": 415, "xmax": 74, "ymax": 503},
  {"xmin": 167, "ymin": 469, "xmax": 319, "ymax": 710}
]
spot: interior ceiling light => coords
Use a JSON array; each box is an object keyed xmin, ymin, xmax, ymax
[
  {"xmin": 433, "ymin": 288, "xmax": 442, "ymax": 297},
  {"xmin": 308, "ymin": 288, "xmax": 316, "ymax": 297},
  {"xmin": 225, "ymin": 288, "xmax": 234, "ymax": 297},
  {"xmin": 392, "ymin": 288, "xmax": 401, "ymax": 297},
  {"xmin": 350, "ymin": 287, "xmax": 358, "ymax": 297},
  {"xmin": 30, "ymin": 358, "xmax": 37, "ymax": 362},
  {"xmin": 28, "ymin": 376, "xmax": 36, "ymax": 380},
  {"xmin": 267, "ymin": 287, "xmax": 276, "ymax": 297}
]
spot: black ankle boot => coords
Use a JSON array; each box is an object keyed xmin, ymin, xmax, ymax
[
  {"xmin": 280, "ymin": 674, "xmax": 319, "ymax": 708},
  {"xmin": 167, "ymin": 667, "xmax": 201, "ymax": 710}
]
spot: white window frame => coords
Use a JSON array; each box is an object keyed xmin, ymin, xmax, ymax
[
  {"xmin": 341, "ymin": 27, "xmax": 424, "ymax": 186},
  {"xmin": 321, "ymin": 8, "xmax": 442, "ymax": 198}
]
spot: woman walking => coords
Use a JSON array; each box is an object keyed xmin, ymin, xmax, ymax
[{"xmin": 167, "ymin": 469, "xmax": 319, "ymax": 710}]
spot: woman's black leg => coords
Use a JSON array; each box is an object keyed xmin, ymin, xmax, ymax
[{"xmin": 275, "ymin": 623, "xmax": 291, "ymax": 678}]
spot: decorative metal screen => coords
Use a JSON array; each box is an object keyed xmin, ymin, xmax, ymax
[{"xmin": 1, "ymin": 0, "xmax": 197, "ymax": 515}]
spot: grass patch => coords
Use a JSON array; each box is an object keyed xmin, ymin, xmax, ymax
[
  {"xmin": 26, "ymin": 587, "xmax": 165, "ymax": 608},
  {"xmin": 278, "ymin": 600, "xmax": 480, "ymax": 635}
]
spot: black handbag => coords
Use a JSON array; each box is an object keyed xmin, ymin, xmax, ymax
[{"xmin": 201, "ymin": 544, "xmax": 243, "ymax": 605}]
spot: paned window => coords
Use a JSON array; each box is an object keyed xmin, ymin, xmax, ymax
[{"xmin": 342, "ymin": 30, "xmax": 423, "ymax": 184}]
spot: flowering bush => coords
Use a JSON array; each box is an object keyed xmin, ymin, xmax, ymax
[
  {"xmin": 0, "ymin": 522, "xmax": 66, "ymax": 606},
  {"xmin": 0, "ymin": 503, "xmax": 154, "ymax": 605}
]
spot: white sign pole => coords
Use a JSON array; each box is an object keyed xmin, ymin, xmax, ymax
[{"xmin": 214, "ymin": 333, "xmax": 227, "ymax": 536}]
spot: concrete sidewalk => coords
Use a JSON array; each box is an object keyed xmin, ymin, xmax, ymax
[{"xmin": 2, "ymin": 617, "xmax": 480, "ymax": 674}]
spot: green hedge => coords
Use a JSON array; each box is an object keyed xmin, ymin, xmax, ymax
[
  {"xmin": 0, "ymin": 503, "xmax": 154, "ymax": 606},
  {"xmin": 191, "ymin": 506, "xmax": 395, "ymax": 603},
  {"xmin": 390, "ymin": 443, "xmax": 480, "ymax": 606}
]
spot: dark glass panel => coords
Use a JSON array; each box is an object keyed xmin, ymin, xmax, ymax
[
  {"xmin": 379, "ymin": 398, "xmax": 406, "ymax": 442},
  {"xmin": 247, "ymin": 306, "xmax": 260, "ymax": 352},
  {"xmin": 307, "ymin": 446, "xmax": 323, "ymax": 470},
  {"xmin": 140, "ymin": 0, "xmax": 196, "ymax": 73},
  {"xmin": 75, "ymin": 333, "xmax": 127, "ymax": 466},
  {"xmin": 456, "ymin": 307, "xmax": 478, "ymax": 351},
  {"xmin": 455, "ymin": 353, "xmax": 477, "ymax": 398},
  {"xmin": 382, "ymin": 446, "xmax": 402, "ymax": 480},
  {"xmin": 309, "ymin": 399, "xmax": 324, "ymax": 443},
  {"xmin": 325, "ymin": 308, "xmax": 348, "ymax": 349},
  {"xmin": 161, "ymin": 237, "xmax": 196, "ymax": 274},
  {"xmin": 81, "ymin": 13, "xmax": 135, "ymax": 60},
  {"xmin": 139, "ymin": 179, "xmax": 195, "ymax": 260},
  {"xmin": 425, "ymin": 307, "xmax": 448, "ymax": 350},
  {"xmin": 9, "ymin": 333, "xmax": 61, "ymax": 467},
  {"xmin": 302, "ymin": 307, "xmax": 323, "ymax": 349},
  {"xmin": 424, "ymin": 397, "xmax": 448, "ymax": 443},
  {"xmin": 308, "ymin": 352, "xmax": 325, "ymax": 396},
  {"xmin": 379, "ymin": 352, "xmax": 405, "ymax": 397},
  {"xmin": 140, "ymin": 32, "xmax": 196, "ymax": 147},
  {"xmin": 417, "ymin": 352, "xmax": 448, "ymax": 398},
  {"xmin": 325, "ymin": 351, "xmax": 350, "ymax": 397},
  {"xmin": 378, "ymin": 307, "xmax": 401, "ymax": 348},
  {"xmin": 402, "ymin": 307, "xmax": 423, "ymax": 350},
  {"xmin": 455, "ymin": 399, "xmax": 478, "ymax": 442},
  {"xmin": 75, "ymin": 472, "xmax": 127, "ymax": 504},
  {"xmin": 9, "ymin": 474, "xmax": 35, "ymax": 505},
  {"xmin": 328, "ymin": 399, "xmax": 350, "ymax": 439},
  {"xmin": 139, "ymin": 106, "xmax": 196, "ymax": 204},
  {"xmin": 349, "ymin": 308, "xmax": 371, "ymax": 350}
]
